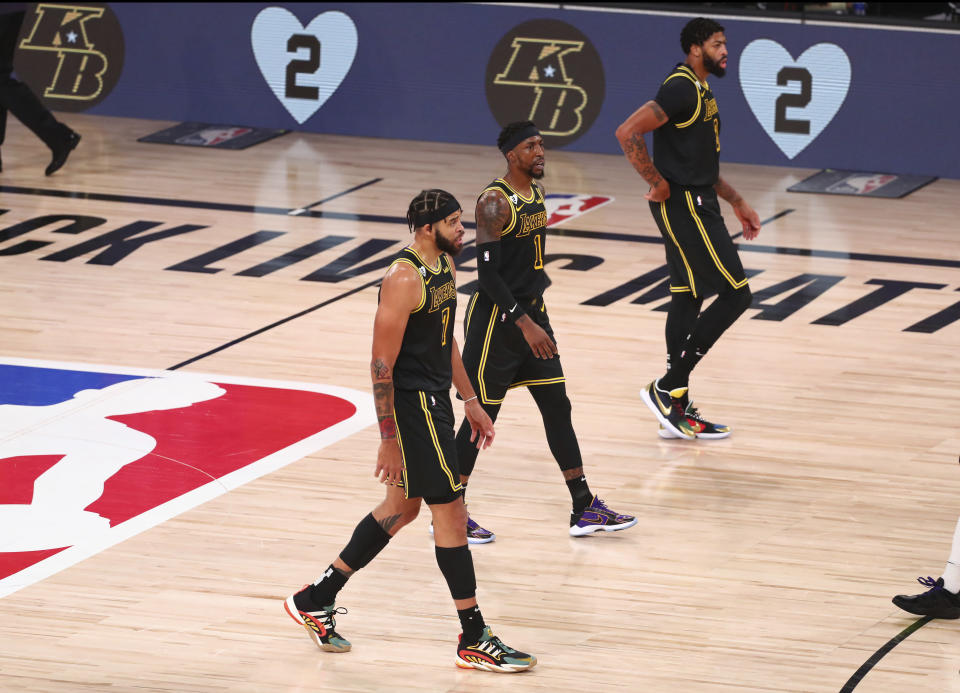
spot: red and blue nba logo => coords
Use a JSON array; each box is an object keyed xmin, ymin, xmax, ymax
[
  {"xmin": 544, "ymin": 193, "xmax": 613, "ymax": 227},
  {"xmin": 0, "ymin": 358, "xmax": 373, "ymax": 597}
]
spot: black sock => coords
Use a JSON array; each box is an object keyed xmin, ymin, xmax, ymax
[
  {"xmin": 567, "ymin": 475, "xmax": 593, "ymax": 514},
  {"xmin": 300, "ymin": 564, "xmax": 349, "ymax": 610},
  {"xmin": 457, "ymin": 605, "xmax": 485, "ymax": 643},
  {"xmin": 659, "ymin": 344, "xmax": 703, "ymax": 391},
  {"xmin": 661, "ymin": 287, "xmax": 752, "ymax": 390}
]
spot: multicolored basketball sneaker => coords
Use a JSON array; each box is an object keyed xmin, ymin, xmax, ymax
[
  {"xmin": 283, "ymin": 589, "xmax": 351, "ymax": 652},
  {"xmin": 641, "ymin": 379, "xmax": 697, "ymax": 439},
  {"xmin": 569, "ymin": 496, "xmax": 637, "ymax": 536},
  {"xmin": 456, "ymin": 626, "xmax": 537, "ymax": 673},
  {"xmin": 658, "ymin": 402, "xmax": 731, "ymax": 439},
  {"xmin": 892, "ymin": 576, "xmax": 960, "ymax": 619}
]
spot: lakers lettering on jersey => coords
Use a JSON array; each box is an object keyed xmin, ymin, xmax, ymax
[
  {"xmin": 427, "ymin": 279, "xmax": 457, "ymax": 312},
  {"xmin": 478, "ymin": 178, "xmax": 549, "ymax": 300}
]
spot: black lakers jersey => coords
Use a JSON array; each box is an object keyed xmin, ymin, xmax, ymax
[
  {"xmin": 480, "ymin": 178, "xmax": 548, "ymax": 301},
  {"xmin": 652, "ymin": 63, "xmax": 721, "ymax": 187},
  {"xmin": 384, "ymin": 246, "xmax": 457, "ymax": 391}
]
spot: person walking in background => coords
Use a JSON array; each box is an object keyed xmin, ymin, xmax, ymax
[
  {"xmin": 0, "ymin": 5, "xmax": 80, "ymax": 175},
  {"xmin": 893, "ymin": 513, "xmax": 960, "ymax": 619},
  {"xmin": 448, "ymin": 121, "xmax": 637, "ymax": 541}
]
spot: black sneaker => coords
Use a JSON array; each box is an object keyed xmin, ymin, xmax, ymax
[
  {"xmin": 641, "ymin": 379, "xmax": 696, "ymax": 439},
  {"xmin": 284, "ymin": 588, "xmax": 352, "ymax": 651},
  {"xmin": 892, "ymin": 576, "xmax": 960, "ymax": 619},
  {"xmin": 456, "ymin": 626, "xmax": 537, "ymax": 673}
]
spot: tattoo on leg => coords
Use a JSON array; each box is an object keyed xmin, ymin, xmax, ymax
[{"xmin": 377, "ymin": 513, "xmax": 403, "ymax": 534}]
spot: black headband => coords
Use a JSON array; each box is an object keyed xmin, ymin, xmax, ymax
[
  {"xmin": 412, "ymin": 195, "xmax": 461, "ymax": 228},
  {"xmin": 499, "ymin": 124, "xmax": 541, "ymax": 154}
]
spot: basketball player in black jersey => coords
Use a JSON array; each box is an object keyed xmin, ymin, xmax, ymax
[
  {"xmin": 615, "ymin": 17, "xmax": 761, "ymax": 441},
  {"xmin": 451, "ymin": 121, "xmax": 637, "ymax": 539},
  {"xmin": 284, "ymin": 190, "xmax": 536, "ymax": 673}
]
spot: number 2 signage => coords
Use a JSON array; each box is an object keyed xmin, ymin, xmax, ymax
[
  {"xmin": 251, "ymin": 7, "xmax": 358, "ymax": 125},
  {"xmin": 739, "ymin": 39, "xmax": 851, "ymax": 159}
]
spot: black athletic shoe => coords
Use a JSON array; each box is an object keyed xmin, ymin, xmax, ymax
[
  {"xmin": 892, "ymin": 576, "xmax": 960, "ymax": 619},
  {"xmin": 569, "ymin": 496, "xmax": 637, "ymax": 536},
  {"xmin": 284, "ymin": 588, "xmax": 352, "ymax": 651},
  {"xmin": 641, "ymin": 379, "xmax": 696, "ymax": 439},
  {"xmin": 456, "ymin": 626, "xmax": 537, "ymax": 673}
]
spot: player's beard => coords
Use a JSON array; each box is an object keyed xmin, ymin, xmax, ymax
[
  {"xmin": 434, "ymin": 229, "xmax": 461, "ymax": 256},
  {"xmin": 528, "ymin": 163, "xmax": 545, "ymax": 179},
  {"xmin": 703, "ymin": 53, "xmax": 726, "ymax": 78}
]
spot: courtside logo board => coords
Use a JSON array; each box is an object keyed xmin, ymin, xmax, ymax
[
  {"xmin": 0, "ymin": 358, "xmax": 374, "ymax": 598},
  {"xmin": 739, "ymin": 40, "xmax": 851, "ymax": 159},
  {"xmin": 485, "ymin": 19, "xmax": 605, "ymax": 148},
  {"xmin": 251, "ymin": 7, "xmax": 358, "ymax": 124},
  {"xmin": 14, "ymin": 2, "xmax": 125, "ymax": 112}
]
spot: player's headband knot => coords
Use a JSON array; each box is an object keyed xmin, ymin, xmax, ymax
[{"xmin": 499, "ymin": 124, "xmax": 541, "ymax": 154}]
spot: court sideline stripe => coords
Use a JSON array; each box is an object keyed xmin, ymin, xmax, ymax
[
  {"xmin": 838, "ymin": 616, "xmax": 932, "ymax": 692},
  {"xmin": 167, "ymin": 277, "xmax": 382, "ymax": 370},
  {"xmin": 166, "ymin": 240, "xmax": 479, "ymax": 369},
  {"xmin": 2, "ymin": 185, "xmax": 958, "ymax": 269},
  {"xmin": 287, "ymin": 177, "xmax": 383, "ymax": 215}
]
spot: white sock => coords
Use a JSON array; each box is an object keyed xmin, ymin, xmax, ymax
[{"xmin": 941, "ymin": 515, "xmax": 960, "ymax": 593}]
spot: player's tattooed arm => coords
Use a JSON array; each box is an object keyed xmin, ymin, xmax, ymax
[
  {"xmin": 371, "ymin": 357, "xmax": 390, "ymax": 380},
  {"xmin": 372, "ymin": 380, "xmax": 396, "ymax": 439},
  {"xmin": 475, "ymin": 189, "xmax": 527, "ymax": 322},
  {"xmin": 475, "ymin": 190, "xmax": 511, "ymax": 244},
  {"xmin": 623, "ymin": 132, "xmax": 663, "ymax": 188},
  {"xmin": 615, "ymin": 100, "xmax": 669, "ymax": 188},
  {"xmin": 371, "ymin": 358, "xmax": 396, "ymax": 440},
  {"xmin": 714, "ymin": 175, "xmax": 744, "ymax": 206},
  {"xmin": 371, "ymin": 263, "xmax": 419, "ymax": 442}
]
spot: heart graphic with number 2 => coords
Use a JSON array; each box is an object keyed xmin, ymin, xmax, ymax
[
  {"xmin": 251, "ymin": 7, "xmax": 358, "ymax": 125},
  {"xmin": 739, "ymin": 39, "xmax": 851, "ymax": 159}
]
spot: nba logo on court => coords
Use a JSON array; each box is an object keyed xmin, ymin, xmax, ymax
[
  {"xmin": 544, "ymin": 193, "xmax": 613, "ymax": 227},
  {"xmin": 0, "ymin": 358, "xmax": 373, "ymax": 598}
]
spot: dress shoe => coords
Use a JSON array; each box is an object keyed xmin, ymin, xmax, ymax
[{"xmin": 46, "ymin": 130, "xmax": 81, "ymax": 176}]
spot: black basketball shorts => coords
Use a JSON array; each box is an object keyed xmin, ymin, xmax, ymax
[
  {"xmin": 460, "ymin": 292, "xmax": 565, "ymax": 406},
  {"xmin": 393, "ymin": 388, "xmax": 462, "ymax": 500},
  {"xmin": 649, "ymin": 184, "xmax": 749, "ymax": 298}
]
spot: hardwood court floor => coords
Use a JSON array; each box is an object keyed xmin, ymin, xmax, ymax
[{"xmin": 1, "ymin": 113, "xmax": 959, "ymax": 692}]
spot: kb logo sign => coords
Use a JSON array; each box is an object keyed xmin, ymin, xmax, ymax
[
  {"xmin": 485, "ymin": 19, "xmax": 605, "ymax": 149},
  {"xmin": 739, "ymin": 39, "xmax": 851, "ymax": 159},
  {"xmin": 251, "ymin": 7, "xmax": 358, "ymax": 124},
  {"xmin": 14, "ymin": 2, "xmax": 125, "ymax": 111}
]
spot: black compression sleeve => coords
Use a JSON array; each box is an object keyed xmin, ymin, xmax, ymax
[{"xmin": 476, "ymin": 241, "xmax": 526, "ymax": 321}]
